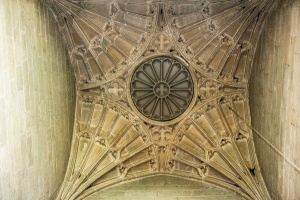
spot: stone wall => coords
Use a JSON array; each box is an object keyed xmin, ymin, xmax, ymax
[
  {"xmin": 0, "ymin": 0, "xmax": 75, "ymax": 199},
  {"xmin": 250, "ymin": 0, "xmax": 300, "ymax": 199},
  {"xmin": 85, "ymin": 176, "xmax": 244, "ymax": 200}
]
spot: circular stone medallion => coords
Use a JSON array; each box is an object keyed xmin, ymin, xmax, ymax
[{"xmin": 130, "ymin": 57, "xmax": 194, "ymax": 122}]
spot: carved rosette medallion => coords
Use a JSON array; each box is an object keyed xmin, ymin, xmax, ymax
[
  {"xmin": 44, "ymin": 0, "xmax": 276, "ymax": 199},
  {"xmin": 130, "ymin": 56, "xmax": 194, "ymax": 122}
]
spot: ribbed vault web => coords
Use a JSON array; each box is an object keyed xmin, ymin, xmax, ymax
[{"xmin": 43, "ymin": 0, "xmax": 278, "ymax": 199}]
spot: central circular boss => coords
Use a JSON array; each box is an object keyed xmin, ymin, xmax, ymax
[
  {"xmin": 154, "ymin": 82, "xmax": 170, "ymax": 98},
  {"xmin": 130, "ymin": 56, "xmax": 194, "ymax": 122}
]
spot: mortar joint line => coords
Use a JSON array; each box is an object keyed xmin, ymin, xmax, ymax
[{"xmin": 227, "ymin": 105, "xmax": 300, "ymax": 175}]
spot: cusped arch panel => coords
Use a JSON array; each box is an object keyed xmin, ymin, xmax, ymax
[
  {"xmin": 57, "ymin": 92, "xmax": 268, "ymax": 200},
  {"xmin": 58, "ymin": 95, "xmax": 154, "ymax": 200},
  {"xmin": 166, "ymin": 0, "xmax": 277, "ymax": 84},
  {"xmin": 171, "ymin": 95, "xmax": 268, "ymax": 200},
  {"xmin": 45, "ymin": 0, "xmax": 157, "ymax": 84},
  {"xmin": 130, "ymin": 56, "xmax": 194, "ymax": 122},
  {"xmin": 42, "ymin": 0, "xmax": 278, "ymax": 200}
]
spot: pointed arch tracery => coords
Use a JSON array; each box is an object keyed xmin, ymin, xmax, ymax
[{"xmin": 42, "ymin": 0, "xmax": 278, "ymax": 199}]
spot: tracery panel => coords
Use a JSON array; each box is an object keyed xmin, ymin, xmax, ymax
[{"xmin": 43, "ymin": 0, "xmax": 278, "ymax": 199}]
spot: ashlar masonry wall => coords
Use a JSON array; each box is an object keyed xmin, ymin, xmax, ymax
[
  {"xmin": 250, "ymin": 0, "xmax": 300, "ymax": 199},
  {"xmin": 0, "ymin": 0, "xmax": 75, "ymax": 199}
]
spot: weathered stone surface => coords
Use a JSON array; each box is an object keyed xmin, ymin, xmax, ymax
[
  {"xmin": 0, "ymin": 0, "xmax": 75, "ymax": 199},
  {"xmin": 250, "ymin": 0, "xmax": 300, "ymax": 199},
  {"xmin": 85, "ymin": 176, "xmax": 244, "ymax": 200},
  {"xmin": 3, "ymin": 0, "xmax": 298, "ymax": 199},
  {"xmin": 42, "ymin": 0, "xmax": 275, "ymax": 199}
]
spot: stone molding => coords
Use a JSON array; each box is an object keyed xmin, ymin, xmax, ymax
[{"xmin": 42, "ymin": 0, "xmax": 278, "ymax": 199}]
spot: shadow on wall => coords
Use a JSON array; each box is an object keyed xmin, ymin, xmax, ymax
[
  {"xmin": 249, "ymin": 0, "xmax": 300, "ymax": 199},
  {"xmin": 0, "ymin": 0, "xmax": 75, "ymax": 199}
]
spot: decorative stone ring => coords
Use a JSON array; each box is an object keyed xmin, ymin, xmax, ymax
[{"xmin": 130, "ymin": 56, "xmax": 194, "ymax": 121}]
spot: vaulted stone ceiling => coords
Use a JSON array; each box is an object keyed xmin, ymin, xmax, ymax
[{"xmin": 43, "ymin": 0, "xmax": 277, "ymax": 199}]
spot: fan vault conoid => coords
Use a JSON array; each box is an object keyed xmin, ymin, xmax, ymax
[{"xmin": 43, "ymin": 0, "xmax": 277, "ymax": 199}]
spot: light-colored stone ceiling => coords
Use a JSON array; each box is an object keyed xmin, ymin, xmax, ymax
[
  {"xmin": 43, "ymin": 0, "xmax": 278, "ymax": 199},
  {"xmin": 85, "ymin": 175, "xmax": 245, "ymax": 200}
]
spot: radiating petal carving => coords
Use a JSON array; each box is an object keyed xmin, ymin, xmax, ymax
[
  {"xmin": 167, "ymin": 0, "xmax": 277, "ymax": 84},
  {"xmin": 45, "ymin": 0, "xmax": 157, "ymax": 85},
  {"xmin": 42, "ymin": 0, "xmax": 278, "ymax": 199},
  {"xmin": 171, "ymin": 94, "xmax": 270, "ymax": 199},
  {"xmin": 57, "ymin": 95, "xmax": 153, "ymax": 199}
]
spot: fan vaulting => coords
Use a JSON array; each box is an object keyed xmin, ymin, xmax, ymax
[{"xmin": 43, "ymin": 0, "xmax": 277, "ymax": 199}]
